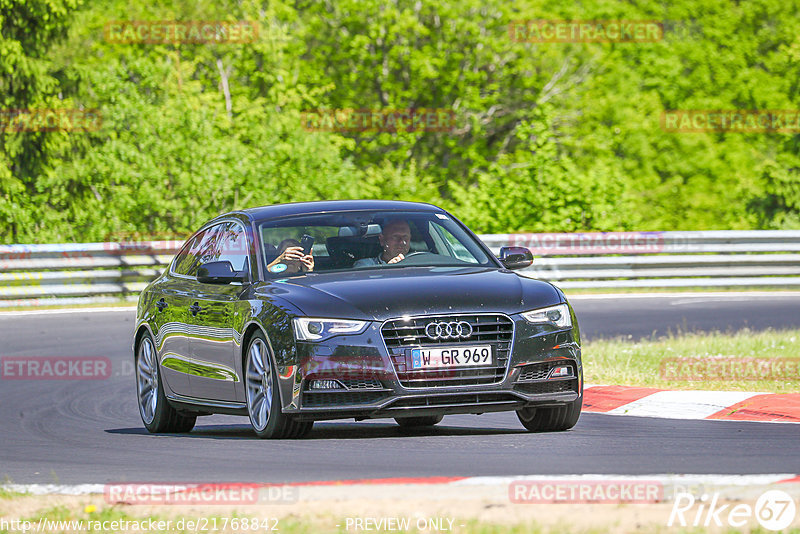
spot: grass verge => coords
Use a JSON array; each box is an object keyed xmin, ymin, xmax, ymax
[
  {"xmin": 583, "ymin": 328, "xmax": 800, "ymax": 392},
  {"xmin": 0, "ymin": 488, "xmax": 25, "ymax": 500}
]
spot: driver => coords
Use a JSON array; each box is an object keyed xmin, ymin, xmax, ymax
[{"xmin": 353, "ymin": 219, "xmax": 411, "ymax": 267}]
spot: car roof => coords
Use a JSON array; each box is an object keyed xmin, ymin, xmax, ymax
[{"xmin": 225, "ymin": 200, "xmax": 446, "ymax": 223}]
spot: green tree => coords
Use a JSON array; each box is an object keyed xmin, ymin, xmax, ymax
[{"xmin": 0, "ymin": 0, "xmax": 82, "ymax": 242}]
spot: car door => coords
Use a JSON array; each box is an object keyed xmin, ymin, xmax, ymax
[
  {"xmin": 184, "ymin": 221, "xmax": 251, "ymax": 401},
  {"xmin": 153, "ymin": 229, "xmax": 211, "ymax": 398}
]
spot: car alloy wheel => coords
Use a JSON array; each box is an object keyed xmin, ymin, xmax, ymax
[
  {"xmin": 246, "ymin": 337, "xmax": 273, "ymax": 433},
  {"xmin": 245, "ymin": 332, "xmax": 313, "ymax": 439},
  {"xmin": 135, "ymin": 332, "xmax": 196, "ymax": 433},
  {"xmin": 137, "ymin": 335, "xmax": 159, "ymax": 425}
]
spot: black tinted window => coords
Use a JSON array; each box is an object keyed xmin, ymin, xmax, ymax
[
  {"xmin": 171, "ymin": 223, "xmax": 235, "ymax": 276},
  {"xmin": 257, "ymin": 210, "xmax": 491, "ymax": 276},
  {"xmin": 214, "ymin": 222, "xmax": 249, "ymax": 272},
  {"xmin": 172, "ymin": 229, "xmax": 208, "ymax": 276}
]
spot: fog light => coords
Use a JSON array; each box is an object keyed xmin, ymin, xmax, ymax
[
  {"xmin": 548, "ymin": 366, "xmax": 573, "ymax": 379},
  {"xmin": 309, "ymin": 379, "xmax": 343, "ymax": 390}
]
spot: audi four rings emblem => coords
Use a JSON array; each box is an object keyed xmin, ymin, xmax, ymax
[{"xmin": 425, "ymin": 320, "xmax": 473, "ymax": 340}]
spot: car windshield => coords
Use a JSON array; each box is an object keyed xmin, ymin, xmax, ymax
[{"xmin": 257, "ymin": 210, "xmax": 494, "ymax": 277}]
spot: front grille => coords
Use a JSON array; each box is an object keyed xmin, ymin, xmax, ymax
[
  {"xmin": 302, "ymin": 390, "xmax": 388, "ymax": 407},
  {"xmin": 517, "ymin": 360, "xmax": 575, "ymax": 381},
  {"xmin": 382, "ymin": 314, "xmax": 514, "ymax": 388},
  {"xmin": 515, "ymin": 379, "xmax": 577, "ymax": 395}
]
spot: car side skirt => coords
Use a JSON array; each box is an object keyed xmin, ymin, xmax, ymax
[{"xmin": 166, "ymin": 392, "xmax": 248, "ymax": 416}]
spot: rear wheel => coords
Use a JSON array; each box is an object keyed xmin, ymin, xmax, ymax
[
  {"xmin": 136, "ymin": 333, "xmax": 196, "ymax": 433},
  {"xmin": 394, "ymin": 415, "xmax": 443, "ymax": 427},
  {"xmin": 245, "ymin": 332, "xmax": 313, "ymax": 439},
  {"xmin": 517, "ymin": 397, "xmax": 581, "ymax": 432}
]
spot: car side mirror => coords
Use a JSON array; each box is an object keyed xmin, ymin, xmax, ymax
[
  {"xmin": 498, "ymin": 246, "xmax": 533, "ymax": 270},
  {"xmin": 197, "ymin": 261, "xmax": 247, "ymax": 284}
]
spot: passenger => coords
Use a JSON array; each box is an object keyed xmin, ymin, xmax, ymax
[
  {"xmin": 267, "ymin": 238, "xmax": 314, "ymax": 274},
  {"xmin": 353, "ymin": 219, "xmax": 411, "ymax": 267}
]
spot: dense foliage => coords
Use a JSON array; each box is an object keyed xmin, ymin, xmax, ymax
[{"xmin": 1, "ymin": 0, "xmax": 799, "ymax": 243}]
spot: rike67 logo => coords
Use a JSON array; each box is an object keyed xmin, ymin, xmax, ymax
[{"xmin": 669, "ymin": 490, "xmax": 797, "ymax": 531}]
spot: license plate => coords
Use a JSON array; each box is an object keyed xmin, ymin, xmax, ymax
[{"xmin": 410, "ymin": 345, "xmax": 493, "ymax": 370}]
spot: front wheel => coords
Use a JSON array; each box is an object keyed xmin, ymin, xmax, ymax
[
  {"xmin": 516, "ymin": 396, "xmax": 582, "ymax": 432},
  {"xmin": 136, "ymin": 333, "xmax": 196, "ymax": 433},
  {"xmin": 245, "ymin": 332, "xmax": 313, "ymax": 439}
]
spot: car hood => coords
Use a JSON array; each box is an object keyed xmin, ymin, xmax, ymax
[{"xmin": 256, "ymin": 266, "xmax": 562, "ymax": 321}]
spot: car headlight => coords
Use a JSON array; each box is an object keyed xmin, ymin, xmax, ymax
[
  {"xmin": 292, "ymin": 317, "xmax": 369, "ymax": 341},
  {"xmin": 520, "ymin": 303, "xmax": 571, "ymax": 329}
]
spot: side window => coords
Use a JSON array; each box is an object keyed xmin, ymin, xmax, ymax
[
  {"xmin": 215, "ymin": 222, "xmax": 249, "ymax": 272},
  {"xmin": 171, "ymin": 223, "xmax": 229, "ymax": 277},
  {"xmin": 192, "ymin": 224, "xmax": 227, "ymax": 273},
  {"xmin": 430, "ymin": 222, "xmax": 478, "ymax": 263},
  {"xmin": 172, "ymin": 229, "xmax": 208, "ymax": 276}
]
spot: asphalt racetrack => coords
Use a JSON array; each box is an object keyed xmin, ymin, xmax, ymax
[{"xmin": 1, "ymin": 293, "xmax": 799, "ymax": 484}]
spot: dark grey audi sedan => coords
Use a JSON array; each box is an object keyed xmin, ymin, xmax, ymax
[{"xmin": 133, "ymin": 200, "xmax": 583, "ymax": 438}]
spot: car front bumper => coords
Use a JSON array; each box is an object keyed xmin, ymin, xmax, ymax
[{"xmin": 280, "ymin": 314, "xmax": 583, "ymax": 421}]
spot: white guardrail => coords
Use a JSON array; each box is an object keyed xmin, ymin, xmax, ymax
[{"xmin": 0, "ymin": 230, "xmax": 799, "ymax": 308}]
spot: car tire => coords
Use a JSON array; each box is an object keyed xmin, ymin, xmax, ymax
[
  {"xmin": 136, "ymin": 332, "xmax": 196, "ymax": 434},
  {"xmin": 394, "ymin": 415, "xmax": 444, "ymax": 427},
  {"xmin": 245, "ymin": 332, "xmax": 313, "ymax": 439},
  {"xmin": 516, "ymin": 395, "xmax": 582, "ymax": 432}
]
